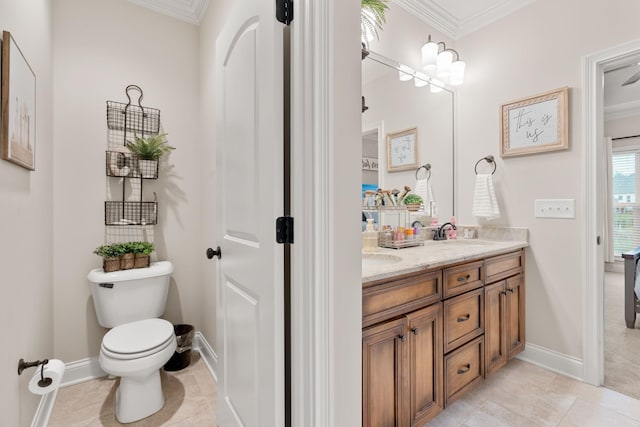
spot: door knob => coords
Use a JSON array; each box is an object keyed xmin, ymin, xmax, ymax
[{"xmin": 206, "ymin": 247, "xmax": 222, "ymax": 260}]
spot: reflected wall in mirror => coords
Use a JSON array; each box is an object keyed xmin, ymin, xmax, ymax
[{"xmin": 362, "ymin": 50, "xmax": 455, "ymax": 221}]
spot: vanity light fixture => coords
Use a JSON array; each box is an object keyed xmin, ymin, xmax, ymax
[
  {"xmin": 421, "ymin": 34, "xmax": 465, "ymax": 86},
  {"xmin": 398, "ymin": 64, "xmax": 414, "ymax": 81}
]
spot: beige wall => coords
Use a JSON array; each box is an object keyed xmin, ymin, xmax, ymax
[
  {"xmin": 52, "ymin": 0, "xmax": 202, "ymax": 362},
  {"xmin": 0, "ymin": 1, "xmax": 54, "ymax": 425},
  {"xmin": 456, "ymin": 0, "xmax": 640, "ymax": 359},
  {"xmin": 197, "ymin": 0, "xmax": 235, "ymax": 364}
]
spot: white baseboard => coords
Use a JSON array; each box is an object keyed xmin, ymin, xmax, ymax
[
  {"xmin": 30, "ymin": 388, "xmax": 58, "ymax": 427},
  {"xmin": 516, "ymin": 342, "xmax": 584, "ymax": 381},
  {"xmin": 61, "ymin": 357, "xmax": 106, "ymax": 387},
  {"xmin": 194, "ymin": 331, "xmax": 218, "ymax": 382}
]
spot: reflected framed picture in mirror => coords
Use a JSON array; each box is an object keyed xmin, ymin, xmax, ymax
[{"xmin": 387, "ymin": 127, "xmax": 418, "ymax": 172}]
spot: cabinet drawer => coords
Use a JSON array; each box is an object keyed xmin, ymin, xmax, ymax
[
  {"xmin": 363, "ymin": 270, "xmax": 442, "ymax": 327},
  {"xmin": 444, "ymin": 336, "xmax": 484, "ymax": 406},
  {"xmin": 443, "ymin": 261, "xmax": 483, "ymax": 299},
  {"xmin": 443, "ymin": 288, "xmax": 484, "ymax": 352},
  {"xmin": 485, "ymin": 251, "xmax": 523, "ymax": 284}
]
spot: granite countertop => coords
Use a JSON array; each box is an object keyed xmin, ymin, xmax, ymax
[{"xmin": 362, "ymin": 227, "xmax": 528, "ymax": 284}]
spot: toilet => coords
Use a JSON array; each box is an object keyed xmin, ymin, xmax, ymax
[{"xmin": 87, "ymin": 261, "xmax": 176, "ymax": 423}]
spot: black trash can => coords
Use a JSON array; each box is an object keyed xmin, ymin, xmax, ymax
[{"xmin": 164, "ymin": 324, "xmax": 195, "ymax": 371}]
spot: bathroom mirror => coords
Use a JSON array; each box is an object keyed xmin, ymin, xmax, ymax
[{"xmin": 362, "ymin": 50, "xmax": 455, "ymax": 221}]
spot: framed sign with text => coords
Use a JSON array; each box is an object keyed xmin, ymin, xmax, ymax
[
  {"xmin": 387, "ymin": 127, "xmax": 418, "ymax": 172},
  {"xmin": 500, "ymin": 87, "xmax": 568, "ymax": 157}
]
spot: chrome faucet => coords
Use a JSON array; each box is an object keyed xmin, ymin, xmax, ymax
[{"xmin": 433, "ymin": 222, "xmax": 457, "ymax": 240}]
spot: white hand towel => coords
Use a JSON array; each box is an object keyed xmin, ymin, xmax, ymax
[
  {"xmin": 472, "ymin": 174, "xmax": 500, "ymax": 220},
  {"xmin": 414, "ymin": 178, "xmax": 435, "ymax": 215}
]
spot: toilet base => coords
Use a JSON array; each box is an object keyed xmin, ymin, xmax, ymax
[{"xmin": 115, "ymin": 370, "xmax": 164, "ymax": 423}]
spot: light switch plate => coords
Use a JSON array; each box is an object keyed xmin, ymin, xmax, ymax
[{"xmin": 535, "ymin": 199, "xmax": 575, "ymax": 219}]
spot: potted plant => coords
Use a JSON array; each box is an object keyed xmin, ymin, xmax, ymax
[
  {"xmin": 130, "ymin": 241, "xmax": 155, "ymax": 268},
  {"xmin": 119, "ymin": 242, "xmax": 136, "ymax": 270},
  {"xmin": 402, "ymin": 193, "xmax": 423, "ymax": 211},
  {"xmin": 126, "ymin": 133, "xmax": 174, "ymax": 178},
  {"xmin": 94, "ymin": 244, "xmax": 124, "ymax": 273},
  {"xmin": 361, "ymin": 0, "xmax": 389, "ymax": 45}
]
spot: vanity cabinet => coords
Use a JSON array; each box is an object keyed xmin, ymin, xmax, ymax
[
  {"xmin": 362, "ymin": 272, "xmax": 444, "ymax": 427},
  {"xmin": 363, "ymin": 248, "xmax": 526, "ymax": 426},
  {"xmin": 484, "ymin": 251, "xmax": 525, "ymax": 376}
]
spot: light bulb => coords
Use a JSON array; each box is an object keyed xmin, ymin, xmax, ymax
[
  {"xmin": 436, "ymin": 50, "xmax": 453, "ymax": 80},
  {"xmin": 398, "ymin": 64, "xmax": 413, "ymax": 82},
  {"xmin": 414, "ymin": 72, "xmax": 428, "ymax": 88},
  {"xmin": 450, "ymin": 60, "xmax": 466, "ymax": 86},
  {"xmin": 430, "ymin": 79, "xmax": 444, "ymax": 93},
  {"xmin": 421, "ymin": 40, "xmax": 438, "ymax": 70}
]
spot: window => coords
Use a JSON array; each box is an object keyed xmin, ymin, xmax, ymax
[{"xmin": 612, "ymin": 150, "xmax": 640, "ymax": 256}]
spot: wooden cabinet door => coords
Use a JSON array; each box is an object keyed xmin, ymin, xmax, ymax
[
  {"xmin": 407, "ymin": 303, "xmax": 443, "ymax": 426},
  {"xmin": 506, "ymin": 274, "xmax": 526, "ymax": 358},
  {"xmin": 363, "ymin": 317, "xmax": 409, "ymax": 427},
  {"xmin": 484, "ymin": 281, "xmax": 507, "ymax": 375}
]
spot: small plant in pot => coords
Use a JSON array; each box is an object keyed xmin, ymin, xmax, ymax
[
  {"xmin": 130, "ymin": 241, "xmax": 155, "ymax": 268},
  {"xmin": 126, "ymin": 133, "xmax": 174, "ymax": 178},
  {"xmin": 402, "ymin": 193, "xmax": 423, "ymax": 212},
  {"xmin": 119, "ymin": 243, "xmax": 136, "ymax": 270},
  {"xmin": 94, "ymin": 244, "xmax": 125, "ymax": 273}
]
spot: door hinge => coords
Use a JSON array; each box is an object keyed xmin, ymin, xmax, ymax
[
  {"xmin": 276, "ymin": 216, "xmax": 294, "ymax": 244},
  {"xmin": 276, "ymin": 0, "xmax": 294, "ymax": 25}
]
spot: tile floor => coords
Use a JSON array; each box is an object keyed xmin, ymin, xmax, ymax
[
  {"xmin": 48, "ymin": 347, "xmax": 640, "ymax": 426},
  {"xmin": 48, "ymin": 351, "xmax": 216, "ymax": 426}
]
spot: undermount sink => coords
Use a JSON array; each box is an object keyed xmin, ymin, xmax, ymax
[{"xmin": 362, "ymin": 253, "xmax": 403, "ymax": 267}]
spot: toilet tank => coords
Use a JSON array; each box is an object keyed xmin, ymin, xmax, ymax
[{"xmin": 87, "ymin": 261, "xmax": 174, "ymax": 328}]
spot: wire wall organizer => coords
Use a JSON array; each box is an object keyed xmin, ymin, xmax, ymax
[
  {"xmin": 104, "ymin": 85, "xmax": 163, "ymax": 226},
  {"xmin": 106, "ymin": 85, "xmax": 160, "ymax": 139}
]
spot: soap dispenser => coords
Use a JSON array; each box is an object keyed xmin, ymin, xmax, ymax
[{"xmin": 363, "ymin": 218, "xmax": 378, "ymax": 252}]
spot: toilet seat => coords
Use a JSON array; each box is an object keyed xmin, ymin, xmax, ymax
[{"xmin": 102, "ymin": 319, "xmax": 175, "ymax": 360}]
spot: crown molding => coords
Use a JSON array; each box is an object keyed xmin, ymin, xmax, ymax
[
  {"xmin": 392, "ymin": 0, "xmax": 535, "ymax": 40},
  {"xmin": 128, "ymin": 0, "xmax": 210, "ymax": 25}
]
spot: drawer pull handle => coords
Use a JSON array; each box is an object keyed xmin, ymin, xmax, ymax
[
  {"xmin": 457, "ymin": 314, "xmax": 471, "ymax": 322},
  {"xmin": 398, "ymin": 334, "xmax": 406, "ymax": 342},
  {"xmin": 457, "ymin": 364, "xmax": 471, "ymax": 374},
  {"xmin": 457, "ymin": 274, "xmax": 471, "ymax": 282},
  {"xmin": 411, "ymin": 327, "xmax": 419, "ymax": 335}
]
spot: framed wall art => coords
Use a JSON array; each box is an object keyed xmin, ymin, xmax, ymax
[
  {"xmin": 1, "ymin": 31, "xmax": 36, "ymax": 170},
  {"xmin": 500, "ymin": 86, "xmax": 568, "ymax": 158},
  {"xmin": 387, "ymin": 127, "xmax": 418, "ymax": 172}
]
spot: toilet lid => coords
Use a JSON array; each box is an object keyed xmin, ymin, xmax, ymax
[{"xmin": 103, "ymin": 319, "xmax": 174, "ymax": 355}]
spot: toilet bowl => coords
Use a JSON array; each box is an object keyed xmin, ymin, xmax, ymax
[
  {"xmin": 87, "ymin": 261, "xmax": 175, "ymax": 423},
  {"xmin": 99, "ymin": 318, "xmax": 177, "ymax": 423}
]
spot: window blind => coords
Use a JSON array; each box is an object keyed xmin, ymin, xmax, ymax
[{"xmin": 612, "ymin": 151, "xmax": 640, "ymax": 256}]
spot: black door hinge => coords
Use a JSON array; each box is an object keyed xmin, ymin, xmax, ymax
[
  {"xmin": 276, "ymin": 0, "xmax": 294, "ymax": 25},
  {"xmin": 276, "ymin": 216, "xmax": 294, "ymax": 244}
]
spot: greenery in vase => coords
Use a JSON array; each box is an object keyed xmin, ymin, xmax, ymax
[
  {"xmin": 94, "ymin": 244, "xmax": 125, "ymax": 259},
  {"xmin": 128, "ymin": 241, "xmax": 155, "ymax": 255},
  {"xmin": 403, "ymin": 193, "xmax": 423, "ymax": 205},
  {"xmin": 126, "ymin": 133, "xmax": 175, "ymax": 161},
  {"xmin": 361, "ymin": 0, "xmax": 389, "ymax": 42}
]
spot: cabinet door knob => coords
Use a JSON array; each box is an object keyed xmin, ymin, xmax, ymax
[
  {"xmin": 457, "ymin": 364, "xmax": 471, "ymax": 374},
  {"xmin": 507, "ymin": 288, "xmax": 515, "ymax": 293},
  {"xmin": 501, "ymin": 290, "xmax": 508, "ymax": 295},
  {"xmin": 457, "ymin": 274, "xmax": 471, "ymax": 282},
  {"xmin": 411, "ymin": 327, "xmax": 419, "ymax": 335},
  {"xmin": 457, "ymin": 314, "xmax": 471, "ymax": 322},
  {"xmin": 398, "ymin": 334, "xmax": 406, "ymax": 342}
]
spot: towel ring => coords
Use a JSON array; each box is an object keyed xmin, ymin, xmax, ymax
[
  {"xmin": 474, "ymin": 155, "xmax": 497, "ymax": 175},
  {"xmin": 415, "ymin": 163, "xmax": 431, "ymax": 180}
]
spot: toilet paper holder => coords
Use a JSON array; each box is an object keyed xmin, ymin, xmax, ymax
[{"xmin": 17, "ymin": 358, "xmax": 52, "ymax": 387}]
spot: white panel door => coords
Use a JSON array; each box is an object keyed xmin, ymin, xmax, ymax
[{"xmin": 215, "ymin": 1, "xmax": 284, "ymax": 426}]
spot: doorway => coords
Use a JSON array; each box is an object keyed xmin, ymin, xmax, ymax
[{"xmin": 583, "ymin": 38, "xmax": 640, "ymax": 388}]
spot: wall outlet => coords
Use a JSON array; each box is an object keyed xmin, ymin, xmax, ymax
[{"xmin": 535, "ymin": 199, "xmax": 575, "ymax": 219}]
